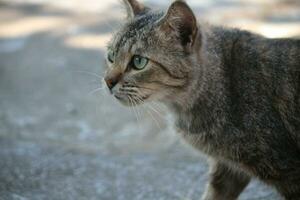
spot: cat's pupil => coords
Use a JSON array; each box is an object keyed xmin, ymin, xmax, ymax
[{"xmin": 135, "ymin": 57, "xmax": 141, "ymax": 64}]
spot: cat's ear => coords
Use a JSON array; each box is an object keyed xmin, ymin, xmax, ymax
[
  {"xmin": 159, "ymin": 0, "xmax": 198, "ymax": 48},
  {"xmin": 122, "ymin": 0, "xmax": 148, "ymax": 19}
]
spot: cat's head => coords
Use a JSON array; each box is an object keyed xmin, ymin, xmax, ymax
[{"xmin": 104, "ymin": 0, "xmax": 199, "ymax": 106}]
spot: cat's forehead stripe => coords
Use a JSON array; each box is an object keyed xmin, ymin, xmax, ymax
[{"xmin": 114, "ymin": 12, "xmax": 163, "ymax": 55}]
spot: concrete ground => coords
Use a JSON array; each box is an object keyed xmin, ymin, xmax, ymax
[{"xmin": 0, "ymin": 0, "xmax": 299, "ymax": 199}]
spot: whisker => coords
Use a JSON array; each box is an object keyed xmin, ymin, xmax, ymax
[
  {"xmin": 131, "ymin": 95, "xmax": 142, "ymax": 123},
  {"xmin": 137, "ymin": 96, "xmax": 162, "ymax": 128},
  {"xmin": 128, "ymin": 95, "xmax": 140, "ymax": 125},
  {"xmin": 133, "ymin": 95, "xmax": 171, "ymax": 150},
  {"xmin": 122, "ymin": 82, "xmax": 155, "ymax": 91},
  {"xmin": 129, "ymin": 87, "xmax": 165, "ymax": 120},
  {"xmin": 146, "ymin": 105, "xmax": 162, "ymax": 129},
  {"xmin": 119, "ymin": 88, "xmax": 138, "ymax": 93},
  {"xmin": 136, "ymin": 85, "xmax": 156, "ymax": 91},
  {"xmin": 73, "ymin": 70, "xmax": 104, "ymax": 80},
  {"xmin": 128, "ymin": 95, "xmax": 143, "ymax": 130},
  {"xmin": 123, "ymin": 90, "xmax": 147, "ymax": 100},
  {"xmin": 132, "ymin": 93, "xmax": 165, "ymax": 130},
  {"xmin": 148, "ymin": 103, "xmax": 165, "ymax": 120},
  {"xmin": 133, "ymin": 97, "xmax": 144, "ymax": 130},
  {"xmin": 89, "ymin": 86, "xmax": 106, "ymax": 95}
]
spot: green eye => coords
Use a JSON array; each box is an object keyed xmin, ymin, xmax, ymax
[
  {"xmin": 132, "ymin": 55, "xmax": 148, "ymax": 70},
  {"xmin": 107, "ymin": 50, "xmax": 115, "ymax": 63}
]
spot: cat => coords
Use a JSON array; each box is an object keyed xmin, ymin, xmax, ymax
[{"xmin": 104, "ymin": 0, "xmax": 300, "ymax": 199}]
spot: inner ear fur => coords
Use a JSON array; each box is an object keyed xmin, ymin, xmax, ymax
[{"xmin": 159, "ymin": 0, "xmax": 198, "ymax": 48}]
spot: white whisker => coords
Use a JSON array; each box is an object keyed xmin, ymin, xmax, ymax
[
  {"xmin": 128, "ymin": 95, "xmax": 140, "ymax": 126},
  {"xmin": 147, "ymin": 102, "xmax": 165, "ymax": 119},
  {"xmin": 73, "ymin": 70, "xmax": 104, "ymax": 80},
  {"xmin": 134, "ymin": 93, "xmax": 165, "ymax": 131},
  {"xmin": 131, "ymin": 95, "xmax": 142, "ymax": 123},
  {"xmin": 146, "ymin": 104, "xmax": 162, "ymax": 129},
  {"xmin": 89, "ymin": 86, "xmax": 106, "ymax": 95}
]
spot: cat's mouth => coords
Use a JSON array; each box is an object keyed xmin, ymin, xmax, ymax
[{"xmin": 114, "ymin": 93, "xmax": 149, "ymax": 107}]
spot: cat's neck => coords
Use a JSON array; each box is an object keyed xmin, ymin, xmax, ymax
[
  {"xmin": 168, "ymin": 25, "xmax": 239, "ymax": 112},
  {"xmin": 164, "ymin": 25, "xmax": 244, "ymax": 133}
]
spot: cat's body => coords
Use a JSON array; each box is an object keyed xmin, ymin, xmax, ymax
[
  {"xmin": 174, "ymin": 26, "xmax": 300, "ymax": 199},
  {"xmin": 104, "ymin": 1, "xmax": 300, "ymax": 199}
]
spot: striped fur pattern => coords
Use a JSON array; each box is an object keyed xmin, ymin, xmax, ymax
[{"xmin": 104, "ymin": 0, "xmax": 300, "ymax": 199}]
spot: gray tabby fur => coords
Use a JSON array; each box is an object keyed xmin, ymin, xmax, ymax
[{"xmin": 104, "ymin": 0, "xmax": 300, "ymax": 199}]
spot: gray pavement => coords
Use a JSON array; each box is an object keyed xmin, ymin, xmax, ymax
[{"xmin": 1, "ymin": 0, "xmax": 299, "ymax": 199}]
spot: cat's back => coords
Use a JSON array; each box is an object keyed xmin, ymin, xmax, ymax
[
  {"xmin": 232, "ymin": 31, "xmax": 300, "ymax": 77},
  {"xmin": 224, "ymin": 30, "xmax": 300, "ymax": 139}
]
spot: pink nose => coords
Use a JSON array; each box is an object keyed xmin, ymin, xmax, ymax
[
  {"xmin": 104, "ymin": 73, "xmax": 122, "ymax": 90},
  {"xmin": 105, "ymin": 77, "xmax": 118, "ymax": 90}
]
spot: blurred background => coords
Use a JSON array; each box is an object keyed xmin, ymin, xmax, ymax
[{"xmin": 0, "ymin": 0, "xmax": 299, "ymax": 199}]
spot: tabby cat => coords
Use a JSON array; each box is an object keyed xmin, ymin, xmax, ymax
[{"xmin": 104, "ymin": 0, "xmax": 300, "ymax": 199}]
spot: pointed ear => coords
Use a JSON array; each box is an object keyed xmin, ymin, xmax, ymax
[
  {"xmin": 122, "ymin": 0, "xmax": 148, "ymax": 19},
  {"xmin": 159, "ymin": 0, "xmax": 198, "ymax": 48}
]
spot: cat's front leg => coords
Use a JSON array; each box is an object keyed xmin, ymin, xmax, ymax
[{"xmin": 202, "ymin": 160, "xmax": 251, "ymax": 200}]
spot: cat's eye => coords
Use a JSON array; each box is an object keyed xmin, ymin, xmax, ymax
[
  {"xmin": 132, "ymin": 55, "xmax": 148, "ymax": 70},
  {"xmin": 107, "ymin": 50, "xmax": 115, "ymax": 63}
]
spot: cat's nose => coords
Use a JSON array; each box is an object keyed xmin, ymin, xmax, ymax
[
  {"xmin": 105, "ymin": 77, "xmax": 118, "ymax": 90},
  {"xmin": 105, "ymin": 73, "xmax": 121, "ymax": 91}
]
